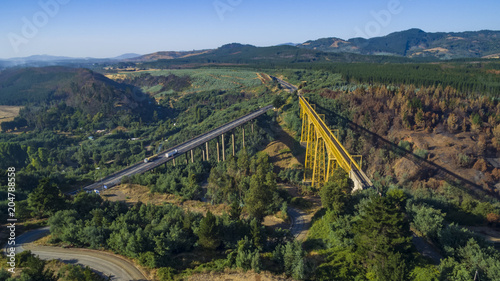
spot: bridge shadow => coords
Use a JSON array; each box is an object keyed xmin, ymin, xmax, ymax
[
  {"xmin": 266, "ymin": 125, "xmax": 305, "ymax": 174},
  {"xmin": 313, "ymin": 103, "xmax": 499, "ymax": 200}
]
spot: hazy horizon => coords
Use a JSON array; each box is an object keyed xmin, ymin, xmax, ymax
[{"xmin": 1, "ymin": 0, "xmax": 499, "ymax": 59}]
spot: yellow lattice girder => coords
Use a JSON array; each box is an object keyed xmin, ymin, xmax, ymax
[
  {"xmin": 299, "ymin": 96, "xmax": 363, "ymax": 186},
  {"xmin": 312, "ymin": 136, "xmax": 326, "ymax": 186},
  {"xmin": 303, "ymin": 121, "xmax": 316, "ymax": 182}
]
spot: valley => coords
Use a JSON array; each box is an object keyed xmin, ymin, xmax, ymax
[{"xmin": 1, "ymin": 29, "xmax": 500, "ymax": 281}]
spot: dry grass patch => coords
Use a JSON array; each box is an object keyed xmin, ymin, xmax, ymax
[
  {"xmin": 0, "ymin": 105, "xmax": 23, "ymax": 131},
  {"xmin": 263, "ymin": 124, "xmax": 303, "ymax": 172},
  {"xmin": 101, "ymin": 184, "xmax": 230, "ymax": 216}
]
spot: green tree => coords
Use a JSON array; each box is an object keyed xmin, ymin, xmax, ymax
[
  {"xmin": 273, "ymin": 95, "xmax": 285, "ymax": 109},
  {"xmin": 0, "ymin": 269, "xmax": 11, "ymax": 280},
  {"xmin": 245, "ymin": 175, "xmax": 272, "ymax": 221},
  {"xmin": 251, "ymin": 250, "xmax": 262, "ymax": 273},
  {"xmin": 408, "ymin": 203, "xmax": 445, "ymax": 239},
  {"xmin": 17, "ymin": 251, "xmax": 57, "ymax": 281},
  {"xmin": 197, "ymin": 211, "xmax": 221, "ymax": 250},
  {"xmin": 28, "ymin": 178, "xmax": 65, "ymax": 218},
  {"xmin": 0, "ymin": 142, "xmax": 28, "ymax": 170},
  {"xmin": 235, "ymin": 236, "xmax": 255, "ymax": 270},
  {"xmin": 250, "ymin": 218, "xmax": 262, "ymax": 250},
  {"xmin": 409, "ymin": 265, "xmax": 439, "ymax": 281},
  {"xmin": 157, "ymin": 267, "xmax": 175, "ymax": 281},
  {"xmin": 354, "ymin": 194, "xmax": 412, "ymax": 281},
  {"xmin": 229, "ymin": 200, "xmax": 242, "ymax": 220},
  {"xmin": 237, "ymin": 149, "xmax": 250, "ymax": 176},
  {"xmin": 57, "ymin": 264, "xmax": 108, "ymax": 281},
  {"xmin": 320, "ymin": 168, "xmax": 353, "ymax": 215}
]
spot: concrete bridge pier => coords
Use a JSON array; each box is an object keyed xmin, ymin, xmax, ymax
[
  {"xmin": 232, "ymin": 133, "xmax": 235, "ymax": 156},
  {"xmin": 217, "ymin": 139, "xmax": 220, "ymax": 162},
  {"xmin": 349, "ymin": 170, "xmax": 364, "ymax": 192},
  {"xmin": 242, "ymin": 128, "xmax": 245, "ymax": 148},
  {"xmin": 222, "ymin": 134, "xmax": 225, "ymax": 161},
  {"xmin": 206, "ymin": 142, "xmax": 209, "ymax": 161}
]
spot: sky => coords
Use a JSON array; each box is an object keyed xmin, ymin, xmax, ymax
[{"xmin": 1, "ymin": 0, "xmax": 499, "ymax": 59}]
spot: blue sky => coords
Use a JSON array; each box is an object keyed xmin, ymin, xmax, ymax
[{"xmin": 1, "ymin": 0, "xmax": 499, "ymax": 59}]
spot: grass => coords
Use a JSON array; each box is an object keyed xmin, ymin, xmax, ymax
[{"xmin": 0, "ymin": 105, "xmax": 22, "ymax": 131}]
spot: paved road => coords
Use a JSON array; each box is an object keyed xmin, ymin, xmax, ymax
[
  {"xmin": 270, "ymin": 76, "xmax": 298, "ymax": 93},
  {"xmin": 78, "ymin": 105, "xmax": 273, "ymax": 193},
  {"xmin": 7, "ymin": 227, "xmax": 147, "ymax": 281}
]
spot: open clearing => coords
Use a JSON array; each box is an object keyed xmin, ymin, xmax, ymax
[
  {"xmin": 100, "ymin": 184, "xmax": 231, "ymax": 216},
  {"xmin": 0, "ymin": 105, "xmax": 22, "ymax": 127},
  {"xmin": 263, "ymin": 121, "xmax": 304, "ymax": 172}
]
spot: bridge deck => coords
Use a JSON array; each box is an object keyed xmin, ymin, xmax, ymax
[{"xmin": 76, "ymin": 105, "xmax": 273, "ymax": 194}]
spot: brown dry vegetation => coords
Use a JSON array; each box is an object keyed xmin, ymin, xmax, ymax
[
  {"xmin": 263, "ymin": 127, "xmax": 302, "ymax": 173},
  {"xmin": 101, "ymin": 184, "xmax": 230, "ymax": 216},
  {"xmin": 313, "ymin": 84, "xmax": 500, "ymax": 197},
  {"xmin": 0, "ymin": 105, "xmax": 22, "ymax": 130}
]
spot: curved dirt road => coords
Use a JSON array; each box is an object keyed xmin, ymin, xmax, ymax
[{"xmin": 10, "ymin": 227, "xmax": 147, "ymax": 281}]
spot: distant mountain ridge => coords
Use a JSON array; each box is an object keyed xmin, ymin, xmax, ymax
[
  {"xmin": 0, "ymin": 53, "xmax": 142, "ymax": 69},
  {"xmin": 1, "ymin": 29, "xmax": 499, "ymax": 69},
  {"xmin": 297, "ymin": 29, "xmax": 500, "ymax": 59},
  {"xmin": 126, "ymin": 50, "xmax": 211, "ymax": 62}
]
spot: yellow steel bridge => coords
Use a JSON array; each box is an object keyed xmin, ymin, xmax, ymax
[{"xmin": 299, "ymin": 95, "xmax": 372, "ymax": 190}]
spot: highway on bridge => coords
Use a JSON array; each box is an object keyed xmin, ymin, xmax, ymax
[{"xmin": 78, "ymin": 105, "xmax": 273, "ymax": 193}]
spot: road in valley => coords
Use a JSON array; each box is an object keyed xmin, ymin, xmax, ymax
[{"xmin": 9, "ymin": 227, "xmax": 147, "ymax": 281}]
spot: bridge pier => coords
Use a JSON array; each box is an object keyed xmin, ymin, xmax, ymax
[
  {"xmin": 222, "ymin": 134, "xmax": 225, "ymax": 161},
  {"xmin": 202, "ymin": 147, "xmax": 206, "ymax": 161},
  {"xmin": 191, "ymin": 150, "xmax": 194, "ymax": 163},
  {"xmin": 217, "ymin": 139, "xmax": 220, "ymax": 162},
  {"xmin": 206, "ymin": 142, "xmax": 209, "ymax": 161},
  {"xmin": 242, "ymin": 128, "xmax": 245, "ymax": 148},
  {"xmin": 232, "ymin": 133, "xmax": 235, "ymax": 156},
  {"xmin": 349, "ymin": 170, "xmax": 364, "ymax": 192},
  {"xmin": 173, "ymin": 158, "xmax": 176, "ymax": 166}
]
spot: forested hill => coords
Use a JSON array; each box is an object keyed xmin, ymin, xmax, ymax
[
  {"xmin": 0, "ymin": 66, "xmax": 149, "ymax": 116},
  {"xmin": 298, "ymin": 29, "xmax": 500, "ymax": 59},
  {"xmin": 140, "ymin": 43, "xmax": 416, "ymax": 68}
]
